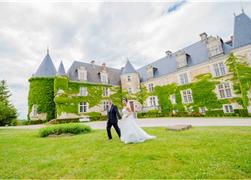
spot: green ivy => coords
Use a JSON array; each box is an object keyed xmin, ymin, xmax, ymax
[
  {"xmin": 153, "ymin": 73, "xmax": 232, "ymax": 113},
  {"xmin": 225, "ymin": 53, "xmax": 251, "ymax": 109},
  {"xmin": 53, "ymin": 76, "xmax": 122, "ymax": 116},
  {"xmin": 28, "ymin": 77, "xmax": 55, "ymax": 121}
]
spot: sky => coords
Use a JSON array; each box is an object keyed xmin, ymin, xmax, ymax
[{"xmin": 0, "ymin": 1, "xmax": 251, "ymax": 119}]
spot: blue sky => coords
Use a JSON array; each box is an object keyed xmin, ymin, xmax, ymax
[{"xmin": 0, "ymin": 1, "xmax": 250, "ymax": 119}]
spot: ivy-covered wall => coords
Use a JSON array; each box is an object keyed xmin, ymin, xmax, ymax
[
  {"xmin": 54, "ymin": 76, "xmax": 123, "ymax": 117},
  {"xmin": 153, "ymin": 74, "xmax": 230, "ymax": 113},
  {"xmin": 28, "ymin": 77, "xmax": 55, "ymax": 121}
]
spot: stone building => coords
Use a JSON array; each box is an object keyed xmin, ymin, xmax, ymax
[{"xmin": 28, "ymin": 11, "xmax": 251, "ymax": 121}]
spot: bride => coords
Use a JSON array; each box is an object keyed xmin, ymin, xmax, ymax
[{"xmin": 120, "ymin": 98, "xmax": 156, "ymax": 144}]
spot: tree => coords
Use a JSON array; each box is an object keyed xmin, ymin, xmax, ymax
[
  {"xmin": 225, "ymin": 53, "xmax": 251, "ymax": 109},
  {"xmin": 0, "ymin": 80, "xmax": 17, "ymax": 126}
]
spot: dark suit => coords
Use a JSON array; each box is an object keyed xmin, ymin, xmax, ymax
[{"xmin": 106, "ymin": 104, "xmax": 121, "ymax": 139}]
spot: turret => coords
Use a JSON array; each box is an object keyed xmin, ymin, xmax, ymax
[
  {"xmin": 33, "ymin": 49, "xmax": 57, "ymax": 77},
  {"xmin": 120, "ymin": 59, "xmax": 140, "ymax": 94},
  {"xmin": 57, "ymin": 61, "xmax": 66, "ymax": 76},
  {"xmin": 28, "ymin": 49, "xmax": 56, "ymax": 122},
  {"xmin": 233, "ymin": 10, "xmax": 251, "ymax": 48}
]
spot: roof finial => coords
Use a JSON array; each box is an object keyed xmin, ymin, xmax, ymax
[
  {"xmin": 240, "ymin": 0, "xmax": 244, "ymax": 13},
  {"xmin": 47, "ymin": 46, "xmax": 49, "ymax": 55}
]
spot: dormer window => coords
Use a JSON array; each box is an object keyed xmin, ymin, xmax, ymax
[
  {"xmin": 176, "ymin": 50, "xmax": 189, "ymax": 68},
  {"xmin": 77, "ymin": 66, "xmax": 87, "ymax": 81},
  {"xmin": 146, "ymin": 65, "xmax": 157, "ymax": 79},
  {"xmin": 206, "ymin": 36, "xmax": 224, "ymax": 58},
  {"xmin": 100, "ymin": 72, "xmax": 108, "ymax": 83},
  {"xmin": 208, "ymin": 44, "xmax": 223, "ymax": 57}
]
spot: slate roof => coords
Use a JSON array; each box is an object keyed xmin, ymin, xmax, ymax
[
  {"xmin": 233, "ymin": 11, "xmax": 251, "ymax": 48},
  {"xmin": 34, "ymin": 53, "xmax": 57, "ymax": 77},
  {"xmin": 137, "ymin": 41, "xmax": 233, "ymax": 82},
  {"xmin": 67, "ymin": 61, "xmax": 121, "ymax": 85},
  {"xmin": 57, "ymin": 61, "xmax": 66, "ymax": 76},
  {"xmin": 122, "ymin": 59, "xmax": 137, "ymax": 74}
]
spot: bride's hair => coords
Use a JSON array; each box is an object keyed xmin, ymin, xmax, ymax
[{"xmin": 122, "ymin": 97, "xmax": 128, "ymax": 102}]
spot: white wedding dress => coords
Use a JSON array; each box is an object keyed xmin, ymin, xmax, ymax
[{"xmin": 120, "ymin": 106, "xmax": 156, "ymax": 144}]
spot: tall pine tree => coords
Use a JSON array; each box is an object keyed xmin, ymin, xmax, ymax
[{"xmin": 0, "ymin": 80, "xmax": 17, "ymax": 126}]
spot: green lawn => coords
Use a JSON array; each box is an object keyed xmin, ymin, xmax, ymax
[{"xmin": 0, "ymin": 127, "xmax": 251, "ymax": 179}]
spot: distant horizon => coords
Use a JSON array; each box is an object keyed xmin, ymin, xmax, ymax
[{"xmin": 0, "ymin": 1, "xmax": 250, "ymax": 119}]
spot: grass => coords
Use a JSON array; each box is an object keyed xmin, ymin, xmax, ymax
[{"xmin": 0, "ymin": 127, "xmax": 251, "ymax": 178}]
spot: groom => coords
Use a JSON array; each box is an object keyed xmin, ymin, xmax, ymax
[{"xmin": 106, "ymin": 99, "xmax": 121, "ymax": 140}]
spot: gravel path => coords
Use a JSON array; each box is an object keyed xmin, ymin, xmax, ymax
[{"xmin": 0, "ymin": 117, "xmax": 250, "ymax": 130}]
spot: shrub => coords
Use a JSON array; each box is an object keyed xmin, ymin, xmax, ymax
[
  {"xmin": 48, "ymin": 118, "xmax": 80, "ymax": 124},
  {"xmin": 137, "ymin": 111, "xmax": 171, "ymax": 118},
  {"xmin": 38, "ymin": 123, "xmax": 92, "ymax": 137},
  {"xmin": 86, "ymin": 112, "xmax": 107, "ymax": 121},
  {"xmin": 28, "ymin": 120, "xmax": 47, "ymax": 125},
  {"xmin": 234, "ymin": 109, "xmax": 249, "ymax": 117}
]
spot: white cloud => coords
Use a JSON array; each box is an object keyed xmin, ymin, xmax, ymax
[{"xmin": 0, "ymin": 1, "xmax": 250, "ymax": 119}]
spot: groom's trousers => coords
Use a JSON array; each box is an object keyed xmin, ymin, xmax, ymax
[{"xmin": 106, "ymin": 121, "xmax": 121, "ymax": 139}]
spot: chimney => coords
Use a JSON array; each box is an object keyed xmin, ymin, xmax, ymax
[
  {"xmin": 200, "ymin": 32, "xmax": 208, "ymax": 41},
  {"xmin": 91, "ymin": 60, "xmax": 95, "ymax": 68},
  {"xmin": 102, "ymin": 63, "xmax": 106, "ymax": 71},
  {"xmin": 230, "ymin": 35, "xmax": 233, "ymax": 42},
  {"xmin": 165, "ymin": 50, "xmax": 172, "ymax": 57}
]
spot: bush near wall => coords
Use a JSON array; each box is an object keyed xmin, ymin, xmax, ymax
[{"xmin": 137, "ymin": 109, "xmax": 249, "ymax": 118}]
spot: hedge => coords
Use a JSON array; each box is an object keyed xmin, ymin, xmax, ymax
[
  {"xmin": 39, "ymin": 123, "xmax": 92, "ymax": 137},
  {"xmin": 137, "ymin": 109, "xmax": 250, "ymax": 118}
]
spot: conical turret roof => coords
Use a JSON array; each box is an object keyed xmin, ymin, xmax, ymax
[
  {"xmin": 34, "ymin": 51, "xmax": 56, "ymax": 77},
  {"xmin": 233, "ymin": 11, "xmax": 251, "ymax": 48},
  {"xmin": 57, "ymin": 61, "xmax": 66, "ymax": 76},
  {"xmin": 122, "ymin": 59, "xmax": 137, "ymax": 74}
]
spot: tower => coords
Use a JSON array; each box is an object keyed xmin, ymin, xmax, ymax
[
  {"xmin": 233, "ymin": 10, "xmax": 251, "ymax": 48},
  {"xmin": 120, "ymin": 59, "xmax": 140, "ymax": 112},
  {"xmin": 28, "ymin": 50, "xmax": 57, "ymax": 121}
]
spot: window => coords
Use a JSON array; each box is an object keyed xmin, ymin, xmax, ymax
[
  {"xmin": 78, "ymin": 67, "xmax": 87, "ymax": 81},
  {"xmin": 181, "ymin": 89, "xmax": 193, "ymax": 103},
  {"xmin": 79, "ymin": 87, "xmax": 88, "ymax": 96},
  {"xmin": 79, "ymin": 102, "xmax": 88, "ymax": 113},
  {"xmin": 148, "ymin": 96, "xmax": 158, "ymax": 107},
  {"xmin": 223, "ymin": 104, "xmax": 234, "ymax": 113},
  {"xmin": 101, "ymin": 73, "xmax": 108, "ymax": 83},
  {"xmin": 128, "ymin": 87, "xmax": 133, "ymax": 94},
  {"xmin": 103, "ymin": 87, "xmax": 109, "ymax": 97},
  {"xmin": 209, "ymin": 45, "xmax": 223, "ymax": 57},
  {"xmin": 213, "ymin": 62, "xmax": 226, "ymax": 77},
  {"xmin": 169, "ymin": 94, "xmax": 176, "ymax": 104},
  {"xmin": 148, "ymin": 83, "xmax": 154, "ymax": 92},
  {"xmin": 31, "ymin": 105, "xmax": 38, "ymax": 117},
  {"xmin": 103, "ymin": 101, "xmax": 109, "ymax": 111},
  {"xmin": 127, "ymin": 76, "xmax": 131, "ymax": 82},
  {"xmin": 199, "ymin": 107, "xmax": 206, "ymax": 114},
  {"xmin": 218, "ymin": 83, "xmax": 232, "ymax": 98},
  {"xmin": 179, "ymin": 72, "xmax": 189, "ymax": 85}
]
